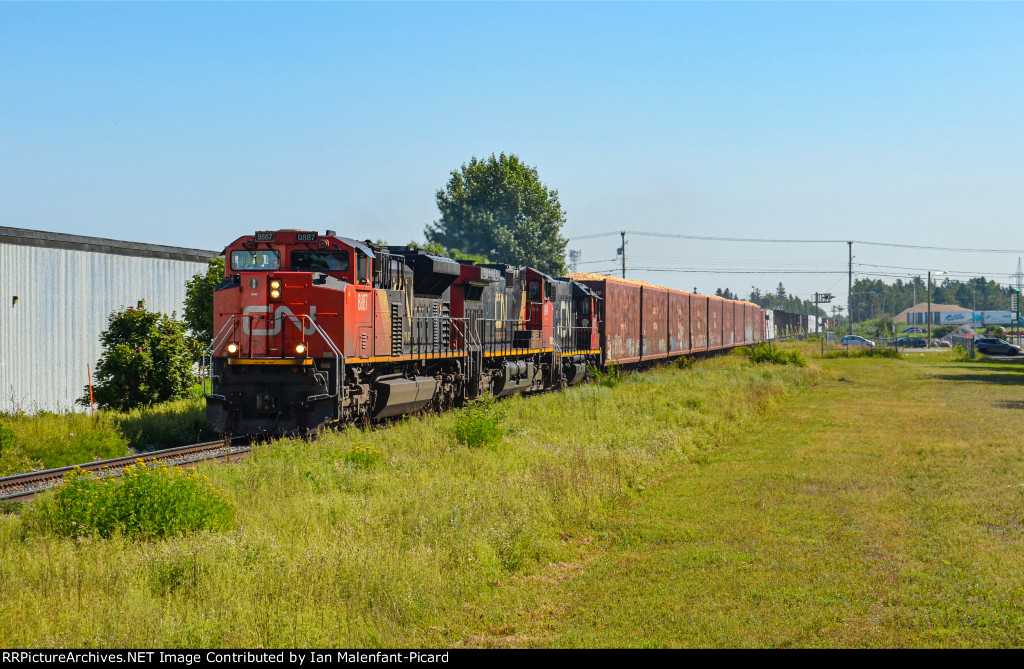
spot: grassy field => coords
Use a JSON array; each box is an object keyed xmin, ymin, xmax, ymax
[
  {"xmin": 1, "ymin": 347, "xmax": 1022, "ymax": 647},
  {"xmin": 0, "ymin": 391, "xmax": 215, "ymax": 476}
]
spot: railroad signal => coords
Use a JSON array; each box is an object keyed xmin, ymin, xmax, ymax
[{"xmin": 815, "ymin": 293, "xmax": 834, "ymax": 303}]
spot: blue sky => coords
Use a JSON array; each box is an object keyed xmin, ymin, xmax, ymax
[{"xmin": 2, "ymin": 2, "xmax": 1023, "ymax": 309}]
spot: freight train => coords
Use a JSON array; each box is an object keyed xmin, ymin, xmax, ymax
[{"xmin": 205, "ymin": 230, "xmax": 766, "ymax": 435}]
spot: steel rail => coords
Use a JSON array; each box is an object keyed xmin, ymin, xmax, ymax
[{"xmin": 0, "ymin": 437, "xmax": 251, "ymax": 503}]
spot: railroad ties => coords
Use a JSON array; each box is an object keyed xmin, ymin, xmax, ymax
[{"xmin": 0, "ymin": 437, "xmax": 251, "ymax": 503}]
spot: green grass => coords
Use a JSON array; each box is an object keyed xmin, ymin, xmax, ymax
[
  {"xmin": 0, "ymin": 354, "xmax": 809, "ymax": 647},
  {"xmin": 2, "ymin": 347, "xmax": 1023, "ymax": 647},
  {"xmin": 0, "ymin": 398, "xmax": 215, "ymax": 475}
]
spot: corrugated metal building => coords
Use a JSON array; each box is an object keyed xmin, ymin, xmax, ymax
[{"xmin": 0, "ymin": 227, "xmax": 219, "ymax": 413}]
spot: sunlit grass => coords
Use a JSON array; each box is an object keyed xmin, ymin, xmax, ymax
[{"xmin": 0, "ymin": 354, "xmax": 810, "ymax": 647}]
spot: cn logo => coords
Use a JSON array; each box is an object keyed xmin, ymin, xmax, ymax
[{"xmin": 242, "ymin": 305, "xmax": 318, "ymax": 335}]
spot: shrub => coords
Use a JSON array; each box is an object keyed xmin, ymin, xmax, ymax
[
  {"xmin": 453, "ymin": 394, "xmax": 505, "ymax": 449},
  {"xmin": 747, "ymin": 343, "xmax": 807, "ymax": 367},
  {"xmin": 82, "ymin": 306, "xmax": 195, "ymax": 412},
  {"xmin": 22, "ymin": 461, "xmax": 234, "ymax": 540}
]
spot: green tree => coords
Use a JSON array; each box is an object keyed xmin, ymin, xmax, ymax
[
  {"xmin": 82, "ymin": 306, "xmax": 194, "ymax": 412},
  {"xmin": 183, "ymin": 257, "xmax": 225, "ymax": 360},
  {"xmin": 426, "ymin": 153, "xmax": 568, "ymax": 275}
]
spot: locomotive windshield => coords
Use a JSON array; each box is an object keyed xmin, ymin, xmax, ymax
[
  {"xmin": 291, "ymin": 250, "xmax": 349, "ymax": 271},
  {"xmin": 230, "ymin": 249, "xmax": 280, "ymax": 271}
]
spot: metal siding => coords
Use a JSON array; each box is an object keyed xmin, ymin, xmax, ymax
[
  {"xmin": 0, "ymin": 243, "xmax": 212, "ymax": 412},
  {"xmin": 708, "ymin": 298, "xmax": 724, "ymax": 349},
  {"xmin": 692, "ymin": 296, "xmax": 708, "ymax": 349},
  {"xmin": 668, "ymin": 290, "xmax": 690, "ymax": 353},
  {"xmin": 640, "ymin": 286, "xmax": 668, "ymax": 360}
]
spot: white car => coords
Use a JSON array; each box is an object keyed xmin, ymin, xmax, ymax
[{"xmin": 840, "ymin": 335, "xmax": 875, "ymax": 348}]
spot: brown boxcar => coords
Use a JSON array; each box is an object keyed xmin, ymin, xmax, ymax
[
  {"xmin": 640, "ymin": 285, "xmax": 669, "ymax": 361},
  {"xmin": 579, "ymin": 278, "xmax": 642, "ymax": 365},
  {"xmin": 668, "ymin": 290, "xmax": 691, "ymax": 354},
  {"xmin": 692, "ymin": 294, "xmax": 709, "ymax": 350},
  {"xmin": 723, "ymin": 298, "xmax": 736, "ymax": 347},
  {"xmin": 708, "ymin": 297, "xmax": 724, "ymax": 349}
]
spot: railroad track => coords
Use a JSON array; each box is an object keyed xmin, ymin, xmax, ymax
[{"xmin": 0, "ymin": 437, "xmax": 251, "ymax": 503}]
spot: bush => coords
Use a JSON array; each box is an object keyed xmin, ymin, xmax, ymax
[
  {"xmin": 747, "ymin": 343, "xmax": 807, "ymax": 367},
  {"xmin": 22, "ymin": 461, "xmax": 234, "ymax": 540},
  {"xmin": 82, "ymin": 306, "xmax": 195, "ymax": 412},
  {"xmin": 453, "ymin": 394, "xmax": 505, "ymax": 449}
]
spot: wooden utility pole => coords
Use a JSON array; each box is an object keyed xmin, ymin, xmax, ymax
[{"xmin": 620, "ymin": 231, "xmax": 627, "ymax": 279}]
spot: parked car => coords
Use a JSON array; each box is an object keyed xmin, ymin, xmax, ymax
[
  {"xmin": 840, "ymin": 335, "xmax": 875, "ymax": 348},
  {"xmin": 901, "ymin": 327, "xmax": 925, "ymax": 334},
  {"xmin": 888, "ymin": 337, "xmax": 926, "ymax": 348},
  {"xmin": 974, "ymin": 338, "xmax": 1020, "ymax": 355}
]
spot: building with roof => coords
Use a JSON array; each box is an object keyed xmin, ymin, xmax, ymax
[
  {"xmin": 894, "ymin": 302, "xmax": 974, "ymax": 326},
  {"xmin": 0, "ymin": 226, "xmax": 218, "ymax": 413}
]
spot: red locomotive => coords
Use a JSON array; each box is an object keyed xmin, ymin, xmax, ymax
[{"xmin": 205, "ymin": 230, "xmax": 764, "ymax": 435}]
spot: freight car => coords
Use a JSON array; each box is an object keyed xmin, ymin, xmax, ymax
[
  {"xmin": 565, "ymin": 274, "xmax": 765, "ymax": 364},
  {"xmin": 204, "ymin": 230, "xmax": 764, "ymax": 435}
]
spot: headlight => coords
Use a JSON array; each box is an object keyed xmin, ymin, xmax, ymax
[
  {"xmin": 269, "ymin": 279, "xmax": 282, "ymax": 300},
  {"xmin": 270, "ymin": 289, "xmax": 281, "ymax": 299},
  {"xmin": 270, "ymin": 279, "xmax": 281, "ymax": 290},
  {"xmin": 295, "ymin": 342, "xmax": 307, "ymax": 356},
  {"xmin": 226, "ymin": 342, "xmax": 239, "ymax": 356}
]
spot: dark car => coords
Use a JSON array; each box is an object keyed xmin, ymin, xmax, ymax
[
  {"xmin": 974, "ymin": 338, "xmax": 1020, "ymax": 355},
  {"xmin": 888, "ymin": 337, "xmax": 926, "ymax": 348}
]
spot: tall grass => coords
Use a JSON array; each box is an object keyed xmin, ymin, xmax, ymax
[
  {"xmin": 0, "ymin": 398, "xmax": 215, "ymax": 475},
  {"xmin": 0, "ymin": 355, "xmax": 812, "ymax": 647}
]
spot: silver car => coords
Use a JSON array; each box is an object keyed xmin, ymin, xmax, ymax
[{"xmin": 840, "ymin": 335, "xmax": 875, "ymax": 348}]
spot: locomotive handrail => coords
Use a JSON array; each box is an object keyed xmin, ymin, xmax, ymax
[{"xmin": 406, "ymin": 314, "xmax": 468, "ymax": 357}]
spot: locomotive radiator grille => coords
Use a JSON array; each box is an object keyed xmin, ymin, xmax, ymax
[{"xmin": 391, "ymin": 303, "xmax": 402, "ymax": 356}]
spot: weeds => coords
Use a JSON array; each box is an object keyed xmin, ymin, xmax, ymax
[
  {"xmin": 453, "ymin": 394, "xmax": 506, "ymax": 448},
  {"xmin": 21, "ymin": 460, "xmax": 234, "ymax": 540},
  {"xmin": 589, "ymin": 362, "xmax": 622, "ymax": 388},
  {"xmin": 0, "ymin": 398, "xmax": 215, "ymax": 475},
  {"xmin": 342, "ymin": 444, "xmax": 385, "ymax": 468},
  {"xmin": 747, "ymin": 343, "xmax": 808, "ymax": 367}
]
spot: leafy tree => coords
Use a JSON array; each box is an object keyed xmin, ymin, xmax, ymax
[
  {"xmin": 426, "ymin": 153, "xmax": 568, "ymax": 275},
  {"xmin": 81, "ymin": 306, "xmax": 194, "ymax": 412},
  {"xmin": 183, "ymin": 257, "xmax": 225, "ymax": 361},
  {"xmin": 408, "ymin": 241, "xmax": 490, "ymax": 266}
]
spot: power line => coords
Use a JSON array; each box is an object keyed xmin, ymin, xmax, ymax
[{"xmin": 568, "ymin": 230, "xmax": 1024, "ymax": 254}]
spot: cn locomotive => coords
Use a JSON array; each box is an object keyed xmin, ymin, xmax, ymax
[{"xmin": 205, "ymin": 230, "xmax": 765, "ymax": 435}]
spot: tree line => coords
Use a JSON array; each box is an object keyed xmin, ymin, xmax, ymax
[
  {"xmin": 846, "ymin": 276, "xmax": 1014, "ymax": 322},
  {"xmin": 717, "ymin": 284, "xmax": 827, "ymax": 318}
]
